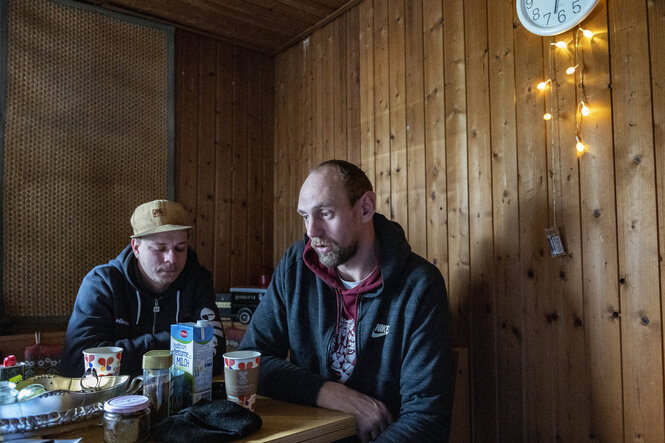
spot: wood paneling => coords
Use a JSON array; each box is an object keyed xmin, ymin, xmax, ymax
[
  {"xmin": 272, "ymin": 0, "xmax": 665, "ymax": 440},
  {"xmin": 175, "ymin": 30, "xmax": 274, "ymax": 290}
]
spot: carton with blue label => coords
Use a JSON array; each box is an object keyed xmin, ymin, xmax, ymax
[{"xmin": 170, "ymin": 321, "xmax": 213, "ymax": 406}]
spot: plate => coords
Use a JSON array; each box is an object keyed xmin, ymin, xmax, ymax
[{"xmin": 0, "ymin": 374, "xmax": 141, "ymax": 439}]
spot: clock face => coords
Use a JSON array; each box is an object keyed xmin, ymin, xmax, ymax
[{"xmin": 516, "ymin": 0, "xmax": 599, "ymax": 36}]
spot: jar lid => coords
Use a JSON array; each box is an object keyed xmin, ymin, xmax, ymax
[
  {"xmin": 142, "ymin": 350, "xmax": 173, "ymax": 369},
  {"xmin": 104, "ymin": 395, "xmax": 149, "ymax": 413}
]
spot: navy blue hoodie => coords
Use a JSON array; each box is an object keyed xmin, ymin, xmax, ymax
[
  {"xmin": 60, "ymin": 245, "xmax": 225, "ymax": 377},
  {"xmin": 240, "ymin": 214, "xmax": 454, "ymax": 442}
]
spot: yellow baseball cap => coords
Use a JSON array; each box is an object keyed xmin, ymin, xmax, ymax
[{"xmin": 130, "ymin": 200, "xmax": 192, "ymax": 238}]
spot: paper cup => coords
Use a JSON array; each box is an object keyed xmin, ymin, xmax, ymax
[
  {"xmin": 83, "ymin": 346, "xmax": 123, "ymax": 376},
  {"xmin": 223, "ymin": 351, "xmax": 260, "ymax": 411}
]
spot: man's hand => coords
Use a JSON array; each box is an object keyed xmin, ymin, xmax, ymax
[{"xmin": 316, "ymin": 381, "xmax": 393, "ymax": 442}]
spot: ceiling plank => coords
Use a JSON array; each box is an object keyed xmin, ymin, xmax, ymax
[
  {"xmin": 104, "ymin": 0, "xmax": 284, "ymax": 52},
  {"xmin": 272, "ymin": 0, "xmax": 338, "ymax": 18}
]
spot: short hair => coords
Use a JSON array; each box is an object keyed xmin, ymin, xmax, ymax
[{"xmin": 314, "ymin": 160, "xmax": 373, "ymax": 206}]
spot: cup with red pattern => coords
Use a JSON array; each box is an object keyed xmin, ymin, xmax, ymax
[
  {"xmin": 223, "ymin": 350, "xmax": 261, "ymax": 411},
  {"xmin": 82, "ymin": 346, "xmax": 123, "ymax": 376}
]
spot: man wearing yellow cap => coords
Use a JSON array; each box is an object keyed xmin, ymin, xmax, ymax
[{"xmin": 61, "ymin": 200, "xmax": 225, "ymax": 377}]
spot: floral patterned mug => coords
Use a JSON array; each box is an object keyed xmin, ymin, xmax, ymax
[{"xmin": 82, "ymin": 346, "xmax": 123, "ymax": 376}]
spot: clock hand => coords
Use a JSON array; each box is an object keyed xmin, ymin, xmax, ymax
[{"xmin": 554, "ymin": 0, "xmax": 559, "ymax": 13}]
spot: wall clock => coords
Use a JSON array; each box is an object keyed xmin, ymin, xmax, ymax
[{"xmin": 516, "ymin": 0, "xmax": 600, "ymax": 36}]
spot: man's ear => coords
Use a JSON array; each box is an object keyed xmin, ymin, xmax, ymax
[
  {"xmin": 360, "ymin": 191, "xmax": 376, "ymax": 221},
  {"xmin": 130, "ymin": 238, "xmax": 140, "ymax": 258}
]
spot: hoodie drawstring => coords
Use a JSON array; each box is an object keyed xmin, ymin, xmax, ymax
[
  {"xmin": 175, "ymin": 290, "xmax": 181, "ymax": 323},
  {"xmin": 135, "ymin": 290, "xmax": 141, "ymax": 325}
]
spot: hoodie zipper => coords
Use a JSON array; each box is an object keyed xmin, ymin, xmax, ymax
[{"xmin": 152, "ymin": 298, "xmax": 160, "ymax": 334}]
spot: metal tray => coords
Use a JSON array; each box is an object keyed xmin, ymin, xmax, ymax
[{"xmin": 0, "ymin": 374, "xmax": 141, "ymax": 439}]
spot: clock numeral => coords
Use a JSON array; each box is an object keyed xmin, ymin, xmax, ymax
[
  {"xmin": 558, "ymin": 9, "xmax": 566, "ymax": 23},
  {"xmin": 572, "ymin": 0, "xmax": 581, "ymax": 13},
  {"xmin": 543, "ymin": 12, "xmax": 551, "ymax": 25},
  {"xmin": 525, "ymin": 0, "xmax": 533, "ymax": 9},
  {"xmin": 532, "ymin": 7, "xmax": 540, "ymax": 20}
]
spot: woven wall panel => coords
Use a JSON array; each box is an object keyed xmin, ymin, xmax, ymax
[{"xmin": 2, "ymin": 0, "xmax": 171, "ymax": 318}]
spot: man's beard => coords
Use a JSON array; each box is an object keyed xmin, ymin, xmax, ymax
[{"xmin": 312, "ymin": 238, "xmax": 358, "ymax": 268}]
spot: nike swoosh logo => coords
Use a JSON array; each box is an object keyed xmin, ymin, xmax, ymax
[{"xmin": 371, "ymin": 330, "xmax": 388, "ymax": 338}]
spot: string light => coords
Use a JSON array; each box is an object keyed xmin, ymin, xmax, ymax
[
  {"xmin": 576, "ymin": 136, "xmax": 585, "ymax": 153},
  {"xmin": 542, "ymin": 27, "xmax": 595, "ymax": 156},
  {"xmin": 579, "ymin": 28, "xmax": 594, "ymax": 38},
  {"xmin": 537, "ymin": 79, "xmax": 552, "ymax": 90}
]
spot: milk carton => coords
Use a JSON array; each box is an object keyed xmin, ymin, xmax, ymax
[{"xmin": 170, "ymin": 321, "xmax": 213, "ymax": 406}]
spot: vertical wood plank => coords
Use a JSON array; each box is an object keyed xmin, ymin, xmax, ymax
[
  {"xmin": 608, "ymin": 0, "xmax": 665, "ymax": 439},
  {"xmin": 322, "ymin": 23, "xmax": 336, "ymax": 161},
  {"xmin": 577, "ymin": 2, "xmax": 623, "ymax": 439},
  {"xmin": 298, "ymin": 39, "xmax": 311, "ymax": 240},
  {"xmin": 196, "ymin": 36, "xmax": 216, "ymax": 273},
  {"xmin": 230, "ymin": 47, "xmax": 249, "ymax": 286},
  {"xmin": 246, "ymin": 50, "xmax": 264, "ymax": 286},
  {"xmin": 333, "ymin": 15, "xmax": 348, "ymax": 160},
  {"xmin": 175, "ymin": 31, "xmax": 199, "ymax": 247},
  {"xmin": 273, "ymin": 53, "xmax": 288, "ymax": 263},
  {"xmin": 359, "ymin": 0, "xmax": 376, "ymax": 186},
  {"xmin": 213, "ymin": 41, "xmax": 233, "ymax": 292},
  {"xmin": 443, "ymin": 0, "xmax": 469, "ymax": 348},
  {"xmin": 423, "ymin": 0, "xmax": 448, "ymax": 282},
  {"xmin": 388, "ymin": 0, "xmax": 407, "ymax": 227},
  {"xmin": 311, "ymin": 30, "xmax": 324, "ymax": 167},
  {"xmin": 547, "ymin": 28, "xmax": 592, "ymax": 441},
  {"xmin": 404, "ymin": 0, "xmax": 426, "ymax": 258},
  {"xmin": 288, "ymin": 46, "xmax": 303, "ymax": 246},
  {"xmin": 463, "ymin": 0, "xmax": 497, "ymax": 438},
  {"xmin": 346, "ymin": 6, "xmax": 361, "ymax": 167},
  {"xmin": 373, "ymin": 0, "xmax": 391, "ymax": 217},
  {"xmin": 648, "ymin": 3, "xmax": 665, "ymax": 433},
  {"xmin": 261, "ymin": 54, "xmax": 275, "ymax": 272},
  {"xmin": 487, "ymin": 1, "xmax": 522, "ymax": 440},
  {"xmin": 513, "ymin": 21, "xmax": 552, "ymax": 441}
]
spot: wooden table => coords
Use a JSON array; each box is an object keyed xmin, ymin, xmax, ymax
[{"xmin": 40, "ymin": 396, "xmax": 356, "ymax": 443}]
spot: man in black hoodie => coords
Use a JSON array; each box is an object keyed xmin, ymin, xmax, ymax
[
  {"xmin": 61, "ymin": 200, "xmax": 225, "ymax": 377},
  {"xmin": 240, "ymin": 160, "xmax": 453, "ymax": 442}
]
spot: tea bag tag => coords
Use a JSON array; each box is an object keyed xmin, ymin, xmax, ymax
[{"xmin": 545, "ymin": 227, "xmax": 566, "ymax": 257}]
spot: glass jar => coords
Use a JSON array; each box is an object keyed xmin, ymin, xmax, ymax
[
  {"xmin": 142, "ymin": 350, "xmax": 172, "ymax": 421},
  {"xmin": 103, "ymin": 395, "xmax": 150, "ymax": 443}
]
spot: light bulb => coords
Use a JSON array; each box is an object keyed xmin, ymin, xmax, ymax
[
  {"xmin": 580, "ymin": 28, "xmax": 593, "ymax": 38},
  {"xmin": 566, "ymin": 66, "xmax": 576, "ymax": 75},
  {"xmin": 576, "ymin": 141, "xmax": 585, "ymax": 152},
  {"xmin": 537, "ymin": 79, "xmax": 551, "ymax": 90},
  {"xmin": 543, "ymin": 113, "xmax": 552, "ymax": 120},
  {"xmin": 551, "ymin": 41, "xmax": 568, "ymax": 48},
  {"xmin": 580, "ymin": 102, "xmax": 590, "ymax": 116}
]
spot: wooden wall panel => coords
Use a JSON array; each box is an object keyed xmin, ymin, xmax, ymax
[
  {"xmin": 443, "ymin": 0, "xmax": 469, "ymax": 349},
  {"xmin": 271, "ymin": 0, "xmax": 665, "ymax": 441},
  {"xmin": 578, "ymin": 2, "xmax": 623, "ymax": 440},
  {"xmin": 174, "ymin": 30, "xmax": 273, "ymax": 290},
  {"xmin": 213, "ymin": 43, "xmax": 233, "ymax": 291},
  {"xmin": 404, "ymin": 0, "xmax": 427, "ymax": 262},
  {"xmin": 422, "ymin": 0, "xmax": 448, "ymax": 284},
  {"xmin": 609, "ymin": 0, "xmax": 664, "ymax": 439},
  {"xmin": 464, "ymin": 0, "xmax": 497, "ymax": 440},
  {"xmin": 514, "ymin": 20, "xmax": 551, "ymax": 442}
]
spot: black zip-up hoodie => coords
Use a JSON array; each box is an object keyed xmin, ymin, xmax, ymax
[
  {"xmin": 239, "ymin": 213, "xmax": 454, "ymax": 442},
  {"xmin": 60, "ymin": 245, "xmax": 225, "ymax": 377}
]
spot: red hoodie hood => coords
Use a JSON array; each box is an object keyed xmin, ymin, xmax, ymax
[{"xmin": 303, "ymin": 239, "xmax": 382, "ymax": 321}]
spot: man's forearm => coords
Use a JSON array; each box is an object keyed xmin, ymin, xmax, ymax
[{"xmin": 316, "ymin": 381, "xmax": 393, "ymax": 443}]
